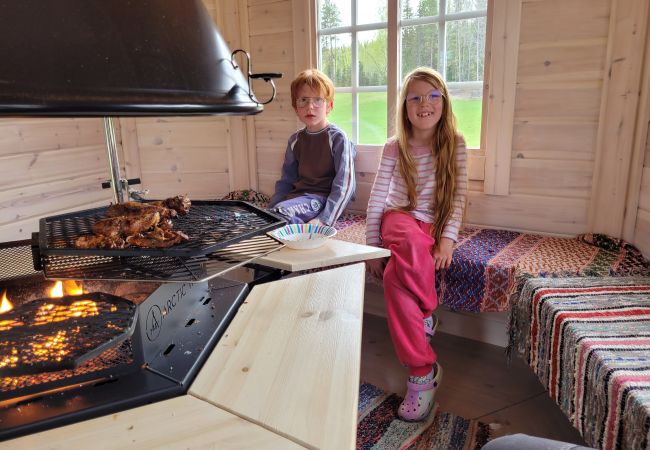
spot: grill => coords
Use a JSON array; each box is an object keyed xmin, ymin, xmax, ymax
[
  {"xmin": 39, "ymin": 200, "xmax": 285, "ymax": 257},
  {"xmin": 0, "ymin": 340, "xmax": 135, "ymax": 404},
  {"xmin": 32, "ymin": 200, "xmax": 286, "ymax": 283},
  {"xmin": 0, "ymin": 200, "xmax": 283, "ymax": 440},
  {"xmin": 0, "ymin": 292, "xmax": 137, "ymax": 376}
]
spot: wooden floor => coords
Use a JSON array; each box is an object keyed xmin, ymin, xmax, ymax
[{"xmin": 360, "ymin": 313, "xmax": 589, "ymax": 446}]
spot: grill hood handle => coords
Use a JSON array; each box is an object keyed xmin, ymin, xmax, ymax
[{"xmin": 231, "ymin": 49, "xmax": 283, "ymax": 105}]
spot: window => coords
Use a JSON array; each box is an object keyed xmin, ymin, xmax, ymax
[{"xmin": 317, "ymin": 0, "xmax": 487, "ymax": 148}]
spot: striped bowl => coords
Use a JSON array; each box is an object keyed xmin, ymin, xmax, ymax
[{"xmin": 268, "ymin": 223, "xmax": 337, "ymax": 250}]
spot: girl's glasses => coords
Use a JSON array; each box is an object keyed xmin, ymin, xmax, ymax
[
  {"xmin": 296, "ymin": 96, "xmax": 325, "ymax": 108},
  {"xmin": 406, "ymin": 90, "xmax": 442, "ymax": 106}
]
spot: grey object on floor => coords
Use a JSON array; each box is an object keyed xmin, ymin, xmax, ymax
[{"xmin": 481, "ymin": 434, "xmax": 596, "ymax": 450}]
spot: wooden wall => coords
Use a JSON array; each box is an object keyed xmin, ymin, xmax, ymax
[
  {"xmin": 0, "ymin": 118, "xmax": 112, "ymax": 241},
  {"xmin": 634, "ymin": 122, "xmax": 650, "ymax": 254},
  {"xmin": 0, "ymin": 0, "xmax": 649, "ymax": 259}
]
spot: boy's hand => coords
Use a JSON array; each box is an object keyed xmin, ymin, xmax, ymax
[
  {"xmin": 432, "ymin": 237, "xmax": 454, "ymax": 270},
  {"xmin": 308, "ymin": 218, "xmax": 322, "ymax": 226},
  {"xmin": 366, "ymin": 258, "xmax": 386, "ymax": 279}
]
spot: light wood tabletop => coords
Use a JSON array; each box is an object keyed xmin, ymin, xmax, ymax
[
  {"xmin": 3, "ymin": 264, "xmax": 367, "ymax": 450},
  {"xmin": 3, "ymin": 395, "xmax": 305, "ymax": 450},
  {"xmin": 255, "ymin": 238, "xmax": 389, "ymax": 271},
  {"xmin": 190, "ymin": 263, "xmax": 366, "ymax": 450}
]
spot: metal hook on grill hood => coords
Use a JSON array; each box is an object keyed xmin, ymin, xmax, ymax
[{"xmin": 0, "ymin": 0, "xmax": 275, "ymax": 116}]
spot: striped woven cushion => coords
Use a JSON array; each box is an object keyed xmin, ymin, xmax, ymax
[{"xmin": 510, "ymin": 277, "xmax": 650, "ymax": 450}]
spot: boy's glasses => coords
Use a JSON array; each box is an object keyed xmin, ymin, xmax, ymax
[
  {"xmin": 296, "ymin": 96, "xmax": 325, "ymax": 108},
  {"xmin": 406, "ymin": 90, "xmax": 442, "ymax": 106}
]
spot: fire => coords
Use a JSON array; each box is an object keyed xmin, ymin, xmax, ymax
[
  {"xmin": 0, "ymin": 290, "xmax": 13, "ymax": 313},
  {"xmin": 49, "ymin": 280, "xmax": 84, "ymax": 298}
]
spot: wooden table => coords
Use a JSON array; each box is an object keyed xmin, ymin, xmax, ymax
[
  {"xmin": 5, "ymin": 263, "xmax": 367, "ymax": 450},
  {"xmin": 256, "ymin": 238, "xmax": 390, "ymax": 271}
]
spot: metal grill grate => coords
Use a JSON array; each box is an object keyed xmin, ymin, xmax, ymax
[
  {"xmin": 40, "ymin": 200, "xmax": 285, "ymax": 257},
  {"xmin": 0, "ymin": 241, "xmax": 40, "ymax": 282},
  {"xmin": 41, "ymin": 234, "xmax": 284, "ymax": 282},
  {"xmin": 0, "ymin": 292, "xmax": 137, "ymax": 376},
  {"xmin": 0, "ymin": 340, "xmax": 133, "ymax": 394}
]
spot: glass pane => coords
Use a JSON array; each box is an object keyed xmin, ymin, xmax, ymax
[
  {"xmin": 451, "ymin": 97, "xmax": 482, "ymax": 148},
  {"xmin": 320, "ymin": 33, "xmax": 352, "ymax": 87},
  {"xmin": 318, "ymin": 0, "xmax": 351, "ymax": 28},
  {"xmin": 359, "ymin": 92, "xmax": 387, "ymax": 145},
  {"xmin": 357, "ymin": 0, "xmax": 387, "ymax": 24},
  {"xmin": 359, "ymin": 30, "xmax": 387, "ymax": 86},
  {"xmin": 446, "ymin": 0, "xmax": 487, "ymax": 14},
  {"xmin": 329, "ymin": 92, "xmax": 353, "ymax": 141},
  {"xmin": 401, "ymin": 0, "xmax": 438, "ymax": 20},
  {"xmin": 400, "ymin": 24, "xmax": 439, "ymax": 80},
  {"xmin": 445, "ymin": 17, "xmax": 486, "ymax": 82}
]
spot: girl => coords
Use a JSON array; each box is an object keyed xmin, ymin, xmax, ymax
[{"xmin": 366, "ymin": 67, "xmax": 467, "ymax": 422}]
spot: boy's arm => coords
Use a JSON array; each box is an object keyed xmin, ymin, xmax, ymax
[
  {"xmin": 366, "ymin": 142, "xmax": 396, "ymax": 247},
  {"xmin": 269, "ymin": 136, "xmax": 299, "ymax": 208},
  {"xmin": 315, "ymin": 130, "xmax": 356, "ymax": 226}
]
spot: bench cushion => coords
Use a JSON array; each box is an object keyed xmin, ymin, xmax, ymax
[
  {"xmin": 220, "ymin": 192, "xmax": 650, "ymax": 313},
  {"xmin": 333, "ymin": 216, "xmax": 650, "ymax": 313},
  {"xmin": 509, "ymin": 277, "xmax": 650, "ymax": 450}
]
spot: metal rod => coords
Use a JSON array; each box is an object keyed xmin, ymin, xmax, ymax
[{"xmin": 102, "ymin": 117, "xmax": 124, "ymax": 204}]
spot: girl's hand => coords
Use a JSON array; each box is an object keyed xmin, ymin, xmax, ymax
[
  {"xmin": 433, "ymin": 237, "xmax": 454, "ymax": 270},
  {"xmin": 308, "ymin": 218, "xmax": 322, "ymax": 226},
  {"xmin": 366, "ymin": 258, "xmax": 386, "ymax": 279}
]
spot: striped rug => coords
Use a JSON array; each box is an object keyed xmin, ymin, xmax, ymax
[
  {"xmin": 509, "ymin": 277, "xmax": 650, "ymax": 450},
  {"xmin": 357, "ymin": 382, "xmax": 490, "ymax": 450}
]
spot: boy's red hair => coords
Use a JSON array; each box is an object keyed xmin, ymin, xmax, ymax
[{"xmin": 290, "ymin": 69, "xmax": 335, "ymax": 108}]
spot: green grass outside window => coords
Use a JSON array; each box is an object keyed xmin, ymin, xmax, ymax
[{"xmin": 329, "ymin": 92, "xmax": 482, "ymax": 148}]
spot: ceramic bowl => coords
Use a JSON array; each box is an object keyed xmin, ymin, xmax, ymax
[{"xmin": 268, "ymin": 223, "xmax": 337, "ymax": 250}]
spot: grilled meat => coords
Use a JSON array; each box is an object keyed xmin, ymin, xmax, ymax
[
  {"xmin": 74, "ymin": 235, "xmax": 126, "ymax": 249},
  {"xmin": 152, "ymin": 195, "xmax": 191, "ymax": 215},
  {"xmin": 91, "ymin": 212, "xmax": 160, "ymax": 237},
  {"xmin": 126, "ymin": 227, "xmax": 189, "ymax": 248},
  {"xmin": 74, "ymin": 195, "xmax": 191, "ymax": 249},
  {"xmin": 106, "ymin": 201, "xmax": 177, "ymax": 219}
]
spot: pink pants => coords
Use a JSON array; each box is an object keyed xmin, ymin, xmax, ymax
[{"xmin": 381, "ymin": 211, "xmax": 438, "ymax": 376}]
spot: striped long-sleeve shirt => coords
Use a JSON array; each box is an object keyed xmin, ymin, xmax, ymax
[
  {"xmin": 365, "ymin": 137, "xmax": 467, "ymax": 247},
  {"xmin": 269, "ymin": 123, "xmax": 356, "ymax": 226}
]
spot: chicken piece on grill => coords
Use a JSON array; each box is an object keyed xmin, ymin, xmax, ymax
[
  {"xmin": 106, "ymin": 201, "xmax": 177, "ymax": 219},
  {"xmin": 126, "ymin": 227, "xmax": 189, "ymax": 248},
  {"xmin": 91, "ymin": 211, "xmax": 160, "ymax": 238},
  {"xmin": 74, "ymin": 235, "xmax": 126, "ymax": 249},
  {"xmin": 151, "ymin": 195, "xmax": 191, "ymax": 215}
]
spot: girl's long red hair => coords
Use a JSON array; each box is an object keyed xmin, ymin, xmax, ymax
[{"xmin": 394, "ymin": 67, "xmax": 460, "ymax": 244}]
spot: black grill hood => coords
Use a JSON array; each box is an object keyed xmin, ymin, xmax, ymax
[{"xmin": 0, "ymin": 0, "xmax": 263, "ymax": 116}]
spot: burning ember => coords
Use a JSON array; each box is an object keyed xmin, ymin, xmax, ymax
[{"xmin": 0, "ymin": 291, "xmax": 137, "ymax": 376}]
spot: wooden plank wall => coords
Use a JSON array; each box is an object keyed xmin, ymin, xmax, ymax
[
  {"xmin": 246, "ymin": 0, "xmax": 303, "ymax": 196},
  {"xmin": 466, "ymin": 0, "xmax": 610, "ymax": 236},
  {"xmin": 0, "ymin": 118, "xmax": 112, "ymax": 241},
  {"xmin": 635, "ymin": 122, "xmax": 650, "ymax": 255}
]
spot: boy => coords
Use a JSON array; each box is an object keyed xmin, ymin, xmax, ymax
[{"xmin": 268, "ymin": 69, "xmax": 356, "ymax": 226}]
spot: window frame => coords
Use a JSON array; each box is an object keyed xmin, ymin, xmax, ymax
[
  {"xmin": 310, "ymin": 0, "xmax": 520, "ymax": 196},
  {"xmin": 315, "ymin": 0, "xmax": 487, "ymax": 148}
]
